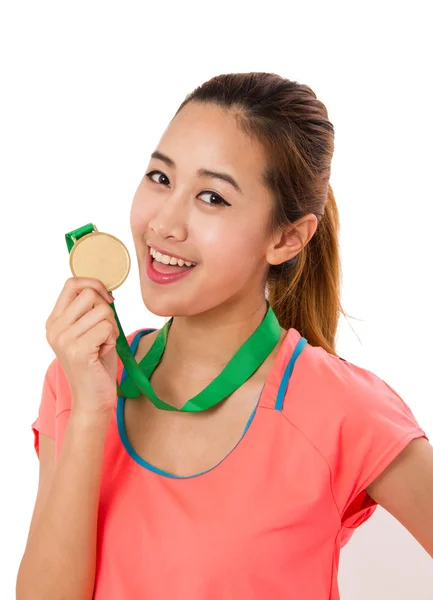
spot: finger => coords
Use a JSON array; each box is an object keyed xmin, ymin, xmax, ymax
[
  {"xmin": 46, "ymin": 277, "xmax": 113, "ymax": 329},
  {"xmin": 62, "ymin": 296, "xmax": 117, "ymax": 340}
]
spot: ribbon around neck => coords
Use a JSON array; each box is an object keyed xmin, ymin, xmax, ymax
[{"xmin": 65, "ymin": 223, "xmax": 281, "ymax": 412}]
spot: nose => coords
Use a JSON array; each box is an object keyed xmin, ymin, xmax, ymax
[{"xmin": 148, "ymin": 191, "xmax": 188, "ymax": 240}]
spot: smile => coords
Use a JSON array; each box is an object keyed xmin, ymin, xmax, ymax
[{"xmin": 146, "ymin": 251, "xmax": 197, "ymax": 285}]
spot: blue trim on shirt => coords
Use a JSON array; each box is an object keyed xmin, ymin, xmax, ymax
[{"xmin": 274, "ymin": 337, "xmax": 308, "ymax": 411}]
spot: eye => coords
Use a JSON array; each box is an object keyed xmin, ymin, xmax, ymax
[
  {"xmin": 198, "ymin": 191, "xmax": 230, "ymax": 207},
  {"xmin": 145, "ymin": 170, "xmax": 231, "ymax": 207},
  {"xmin": 146, "ymin": 170, "xmax": 170, "ymax": 186}
]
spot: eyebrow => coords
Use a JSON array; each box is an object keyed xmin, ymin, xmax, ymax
[{"xmin": 150, "ymin": 150, "xmax": 243, "ymax": 195}]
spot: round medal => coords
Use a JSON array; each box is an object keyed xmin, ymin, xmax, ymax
[{"xmin": 68, "ymin": 225, "xmax": 130, "ymax": 292}]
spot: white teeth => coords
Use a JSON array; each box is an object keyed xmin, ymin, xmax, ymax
[
  {"xmin": 160, "ymin": 254, "xmax": 171, "ymax": 264},
  {"xmin": 150, "ymin": 247, "xmax": 196, "ymax": 267}
]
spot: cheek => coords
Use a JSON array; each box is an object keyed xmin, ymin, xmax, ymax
[
  {"xmin": 129, "ymin": 191, "xmax": 151, "ymax": 235},
  {"xmin": 203, "ymin": 226, "xmax": 260, "ymax": 275}
]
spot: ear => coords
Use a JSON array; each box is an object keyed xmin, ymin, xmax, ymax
[{"xmin": 266, "ymin": 214, "xmax": 318, "ymax": 266}]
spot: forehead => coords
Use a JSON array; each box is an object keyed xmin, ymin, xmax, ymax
[{"xmin": 156, "ymin": 102, "xmax": 268, "ymax": 191}]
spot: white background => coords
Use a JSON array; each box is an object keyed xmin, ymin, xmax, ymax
[{"xmin": 1, "ymin": 1, "xmax": 432, "ymax": 597}]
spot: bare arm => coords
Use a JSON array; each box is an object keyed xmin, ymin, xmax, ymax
[
  {"xmin": 366, "ymin": 436, "xmax": 433, "ymax": 559},
  {"xmin": 16, "ymin": 408, "xmax": 111, "ymax": 600}
]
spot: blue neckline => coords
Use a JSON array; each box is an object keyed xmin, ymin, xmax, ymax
[{"xmin": 116, "ymin": 328, "xmax": 262, "ymax": 480}]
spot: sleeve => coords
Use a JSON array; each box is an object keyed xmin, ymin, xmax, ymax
[
  {"xmin": 293, "ymin": 347, "xmax": 430, "ymax": 536},
  {"xmin": 326, "ymin": 356, "xmax": 429, "ymax": 531},
  {"xmin": 32, "ymin": 357, "xmax": 58, "ymax": 458}
]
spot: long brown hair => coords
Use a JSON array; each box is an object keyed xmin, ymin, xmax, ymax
[{"xmin": 173, "ymin": 72, "xmax": 355, "ymax": 356}]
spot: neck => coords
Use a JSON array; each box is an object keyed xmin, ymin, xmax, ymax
[{"xmin": 161, "ymin": 298, "xmax": 271, "ymax": 382}]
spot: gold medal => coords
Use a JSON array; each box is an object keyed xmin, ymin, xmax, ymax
[{"xmin": 68, "ymin": 225, "xmax": 130, "ymax": 292}]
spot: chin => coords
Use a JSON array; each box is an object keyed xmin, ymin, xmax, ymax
[{"xmin": 140, "ymin": 291, "xmax": 191, "ymax": 319}]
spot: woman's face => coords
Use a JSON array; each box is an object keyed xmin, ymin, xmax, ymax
[{"xmin": 130, "ymin": 101, "xmax": 277, "ymax": 319}]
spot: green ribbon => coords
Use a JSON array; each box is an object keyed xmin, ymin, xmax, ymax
[{"xmin": 65, "ymin": 223, "xmax": 281, "ymax": 412}]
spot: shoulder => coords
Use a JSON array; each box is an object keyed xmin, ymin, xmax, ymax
[
  {"xmin": 285, "ymin": 339, "xmax": 416, "ymax": 420},
  {"xmin": 282, "ymin": 339, "xmax": 426, "ymax": 454}
]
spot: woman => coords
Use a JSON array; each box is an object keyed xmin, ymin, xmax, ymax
[{"xmin": 17, "ymin": 72, "xmax": 432, "ymax": 599}]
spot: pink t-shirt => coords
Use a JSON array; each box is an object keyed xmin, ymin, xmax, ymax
[{"xmin": 32, "ymin": 326, "xmax": 428, "ymax": 599}]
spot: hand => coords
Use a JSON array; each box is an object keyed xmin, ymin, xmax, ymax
[{"xmin": 45, "ymin": 277, "xmax": 120, "ymax": 416}]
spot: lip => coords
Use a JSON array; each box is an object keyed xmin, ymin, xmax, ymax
[
  {"xmin": 145, "ymin": 251, "xmax": 196, "ymax": 285},
  {"xmin": 146, "ymin": 243, "xmax": 196, "ymax": 265}
]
